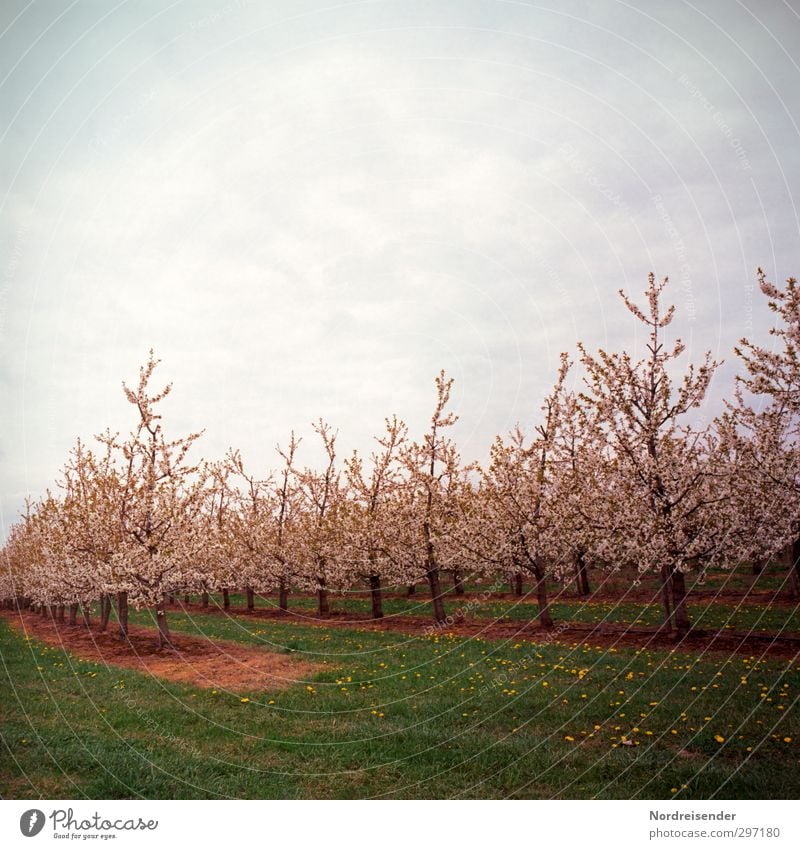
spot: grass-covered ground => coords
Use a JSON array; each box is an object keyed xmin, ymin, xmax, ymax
[
  {"xmin": 1, "ymin": 606, "xmax": 798, "ymax": 799},
  {"xmin": 190, "ymin": 559, "xmax": 800, "ymax": 635},
  {"xmin": 211, "ymin": 593, "xmax": 800, "ymax": 633}
]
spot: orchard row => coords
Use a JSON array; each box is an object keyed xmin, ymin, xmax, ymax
[{"xmin": 3, "ymin": 272, "xmax": 800, "ymax": 645}]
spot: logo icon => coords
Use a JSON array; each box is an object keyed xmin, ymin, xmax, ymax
[{"xmin": 20, "ymin": 810, "xmax": 46, "ymax": 837}]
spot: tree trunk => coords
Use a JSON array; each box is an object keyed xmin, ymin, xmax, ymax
[
  {"xmin": 68, "ymin": 604, "xmax": 78, "ymax": 626},
  {"xmin": 156, "ymin": 597, "xmax": 172, "ymax": 648},
  {"xmin": 513, "ymin": 572, "xmax": 523, "ymax": 596},
  {"xmin": 222, "ymin": 588, "xmax": 230, "ymax": 610},
  {"xmin": 670, "ymin": 568, "xmax": 691, "ymax": 634},
  {"xmin": 318, "ymin": 583, "xmax": 330, "ymax": 616},
  {"xmin": 789, "ymin": 538, "xmax": 800, "ymax": 599},
  {"xmin": 57, "ymin": 605, "xmax": 65, "ymax": 623},
  {"xmin": 575, "ymin": 550, "xmax": 591, "ymax": 596},
  {"xmin": 533, "ymin": 561, "xmax": 553, "ymax": 628},
  {"xmin": 81, "ymin": 602, "xmax": 91, "ymax": 628},
  {"xmin": 369, "ymin": 574, "xmax": 383, "ymax": 619},
  {"xmin": 426, "ymin": 569, "xmax": 446, "ymax": 624},
  {"xmin": 279, "ymin": 579, "xmax": 289, "ymax": 611},
  {"xmin": 407, "ymin": 584, "xmax": 416, "ymax": 596},
  {"xmin": 658, "ymin": 564, "xmax": 673, "ymax": 630},
  {"xmin": 201, "ymin": 591, "xmax": 209, "ymax": 608},
  {"xmin": 425, "ymin": 518, "xmax": 447, "ymax": 624},
  {"xmin": 246, "ymin": 587, "xmax": 255, "ymax": 611},
  {"xmin": 751, "ymin": 559, "xmax": 764, "ymax": 576},
  {"xmin": 452, "ymin": 569, "xmax": 465, "ymax": 595},
  {"xmin": 98, "ymin": 594, "xmax": 111, "ymax": 632},
  {"xmin": 168, "ymin": 594, "xmax": 175, "ymax": 605},
  {"xmin": 183, "ymin": 594, "xmax": 190, "ymax": 605},
  {"xmin": 116, "ymin": 591, "xmax": 129, "ymax": 639}
]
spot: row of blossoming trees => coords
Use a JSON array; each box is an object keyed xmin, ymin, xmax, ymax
[{"xmin": 3, "ymin": 272, "xmax": 800, "ymax": 645}]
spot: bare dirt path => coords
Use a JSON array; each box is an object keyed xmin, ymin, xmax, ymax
[
  {"xmin": 1, "ymin": 610, "xmax": 323, "ymax": 691},
  {"xmin": 4, "ymin": 600, "xmax": 799, "ymax": 700},
  {"xmin": 248, "ymin": 586, "xmax": 800, "ymax": 606},
  {"xmin": 191, "ymin": 603, "xmax": 800, "ymax": 659}
]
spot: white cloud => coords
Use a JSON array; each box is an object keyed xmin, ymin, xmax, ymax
[{"xmin": 1, "ymin": 0, "xmax": 799, "ymax": 531}]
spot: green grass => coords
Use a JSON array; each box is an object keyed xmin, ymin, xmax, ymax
[
  {"xmin": 1, "ymin": 611, "xmax": 798, "ymax": 799},
  {"xmin": 192, "ymin": 591, "xmax": 800, "ymax": 634}
]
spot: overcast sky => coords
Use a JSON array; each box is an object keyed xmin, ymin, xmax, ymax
[{"xmin": 2, "ymin": 0, "xmax": 799, "ymax": 535}]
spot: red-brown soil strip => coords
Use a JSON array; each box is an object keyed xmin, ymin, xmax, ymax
[
  {"xmin": 1, "ymin": 610, "xmax": 322, "ymax": 692},
  {"xmin": 246, "ymin": 586, "xmax": 799, "ymax": 606},
  {"xmin": 196, "ymin": 604, "xmax": 800, "ymax": 659}
]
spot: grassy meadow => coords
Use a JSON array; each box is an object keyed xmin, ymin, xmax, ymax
[{"xmin": 1, "ymin": 592, "xmax": 798, "ymax": 799}]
